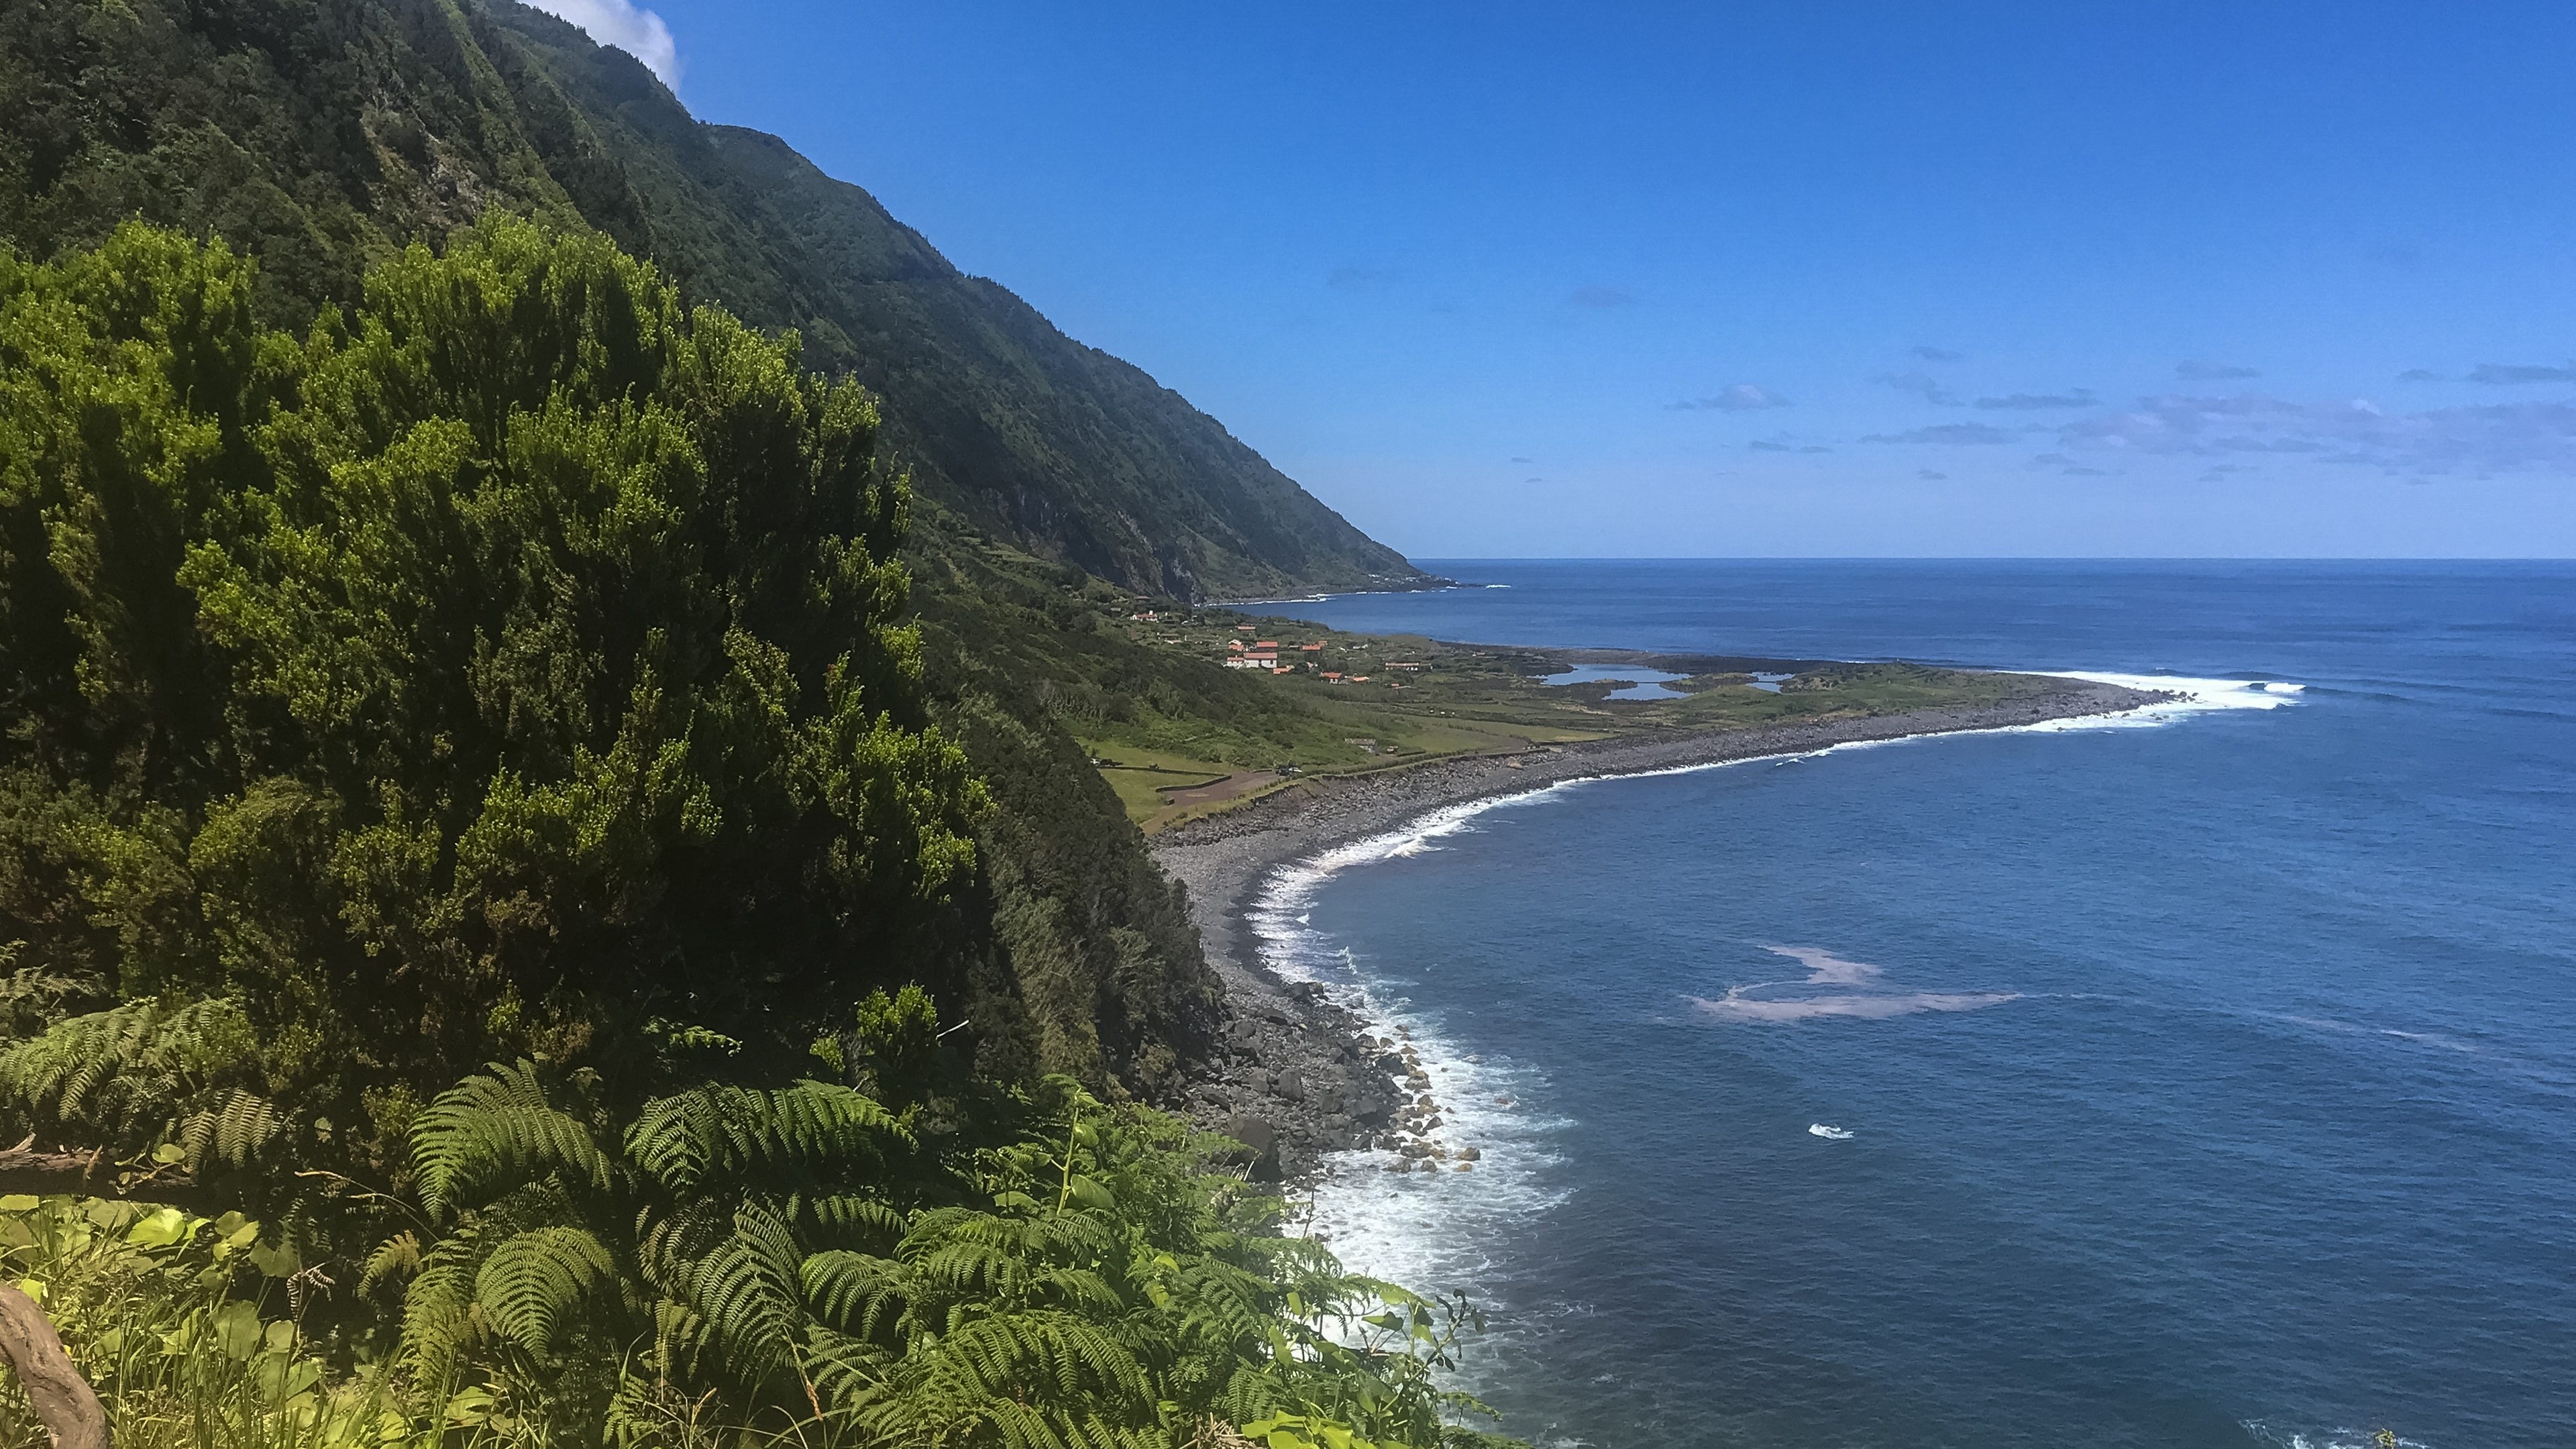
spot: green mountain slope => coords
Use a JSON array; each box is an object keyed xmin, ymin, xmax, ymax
[{"xmin": 0, "ymin": 0, "xmax": 1425, "ymax": 600}]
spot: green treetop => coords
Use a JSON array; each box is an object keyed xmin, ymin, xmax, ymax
[{"xmin": 0, "ymin": 217, "xmax": 986, "ymax": 1180}]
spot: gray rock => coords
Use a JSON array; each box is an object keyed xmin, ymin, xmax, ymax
[{"xmin": 1218, "ymin": 1114, "xmax": 1284, "ymax": 1183}]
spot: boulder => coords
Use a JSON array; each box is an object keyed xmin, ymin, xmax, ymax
[{"xmin": 1218, "ymin": 1115, "xmax": 1283, "ymax": 1183}]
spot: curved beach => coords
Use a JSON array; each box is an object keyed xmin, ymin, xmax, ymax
[{"xmin": 1152, "ymin": 673, "xmax": 2165, "ymax": 1177}]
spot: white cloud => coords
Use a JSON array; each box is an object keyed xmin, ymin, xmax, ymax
[
  {"xmin": 2176, "ymin": 360, "xmax": 2260, "ymax": 380},
  {"xmin": 1872, "ymin": 370, "xmax": 1962, "ymax": 407},
  {"xmin": 1860, "ymin": 422, "xmax": 2018, "ymax": 445},
  {"xmin": 2061, "ymin": 390, "xmax": 2576, "ymax": 476},
  {"xmin": 523, "ymin": 0, "xmax": 681, "ymax": 88},
  {"xmin": 1670, "ymin": 384, "xmax": 1791, "ymax": 411}
]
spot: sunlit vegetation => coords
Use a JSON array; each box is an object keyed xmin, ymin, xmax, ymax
[{"xmin": 0, "ymin": 222, "xmax": 1522, "ymax": 1446}]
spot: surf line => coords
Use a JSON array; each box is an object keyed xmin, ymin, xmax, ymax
[{"xmin": 1258, "ymin": 669, "xmax": 2298, "ymax": 932}]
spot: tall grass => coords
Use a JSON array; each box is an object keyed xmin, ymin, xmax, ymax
[{"xmin": 0, "ymin": 1195, "xmax": 431, "ymax": 1449}]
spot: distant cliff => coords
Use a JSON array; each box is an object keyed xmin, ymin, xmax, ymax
[{"xmin": 0, "ymin": 0, "xmax": 1427, "ymax": 600}]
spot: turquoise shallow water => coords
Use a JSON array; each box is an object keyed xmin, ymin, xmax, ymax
[{"xmin": 1254, "ymin": 561, "xmax": 2575, "ymax": 1449}]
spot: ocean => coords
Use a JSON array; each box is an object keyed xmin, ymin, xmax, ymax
[{"xmin": 1248, "ymin": 561, "xmax": 2575, "ymax": 1449}]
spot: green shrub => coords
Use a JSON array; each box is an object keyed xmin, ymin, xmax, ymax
[{"xmin": 380, "ymin": 1059, "xmax": 1513, "ymax": 1448}]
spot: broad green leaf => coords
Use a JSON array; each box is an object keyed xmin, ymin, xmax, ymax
[
  {"xmin": 214, "ymin": 1300, "xmax": 262, "ymax": 1360},
  {"xmin": 125, "ymin": 1207, "xmax": 193, "ymax": 1247}
]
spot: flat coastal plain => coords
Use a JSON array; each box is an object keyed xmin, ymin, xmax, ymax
[{"xmin": 1152, "ymin": 674, "xmax": 2164, "ymax": 1179}]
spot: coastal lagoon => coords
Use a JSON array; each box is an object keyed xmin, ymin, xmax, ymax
[{"xmin": 1260, "ymin": 561, "xmax": 2575, "ymax": 1449}]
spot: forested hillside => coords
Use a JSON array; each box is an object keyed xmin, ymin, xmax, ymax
[
  {"xmin": 0, "ymin": 7, "xmax": 1544, "ymax": 1441},
  {"xmin": 0, "ymin": 217, "xmax": 1518, "ymax": 1449},
  {"xmin": 0, "ymin": 0, "xmax": 1426, "ymax": 601},
  {"xmin": 0, "ymin": 0, "xmax": 1459, "ymax": 1102}
]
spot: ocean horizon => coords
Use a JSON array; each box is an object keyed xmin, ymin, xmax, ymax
[{"xmin": 1248, "ymin": 559, "xmax": 2573, "ymax": 1449}]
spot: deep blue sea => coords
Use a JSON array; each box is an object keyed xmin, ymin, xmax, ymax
[{"xmin": 1252, "ymin": 561, "xmax": 2575, "ymax": 1449}]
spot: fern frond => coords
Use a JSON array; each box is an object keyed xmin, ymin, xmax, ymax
[
  {"xmin": 1159, "ymin": 1256, "xmax": 1273, "ymax": 1354},
  {"xmin": 473, "ymin": 1224, "xmax": 619, "ymax": 1356},
  {"xmin": 800, "ymin": 1322, "xmax": 896, "ymax": 1405},
  {"xmin": 411, "ymin": 1059, "xmax": 613, "ymax": 1218},
  {"xmin": 177, "ymin": 1086, "xmax": 280, "ymax": 1169},
  {"xmin": 798, "ymin": 1191, "xmax": 906, "ymax": 1250},
  {"xmin": 626, "ymin": 1079, "xmax": 910, "ymax": 1195},
  {"xmin": 661, "ymin": 1198, "xmax": 806, "ymax": 1383},
  {"xmin": 400, "ymin": 1230, "xmax": 492, "ymax": 1383},
  {"xmin": 360, "ymin": 1231, "xmax": 424, "ymax": 1296},
  {"xmin": 838, "ymin": 1309, "xmax": 1161, "ymax": 1449},
  {"xmin": 800, "ymin": 1249, "xmax": 908, "ymax": 1340}
]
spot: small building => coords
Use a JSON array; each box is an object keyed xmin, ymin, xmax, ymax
[{"xmin": 1301, "ymin": 643, "xmax": 1325, "ymax": 653}]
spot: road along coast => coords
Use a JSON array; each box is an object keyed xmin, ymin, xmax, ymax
[{"xmin": 1150, "ymin": 674, "xmax": 2165, "ymax": 1183}]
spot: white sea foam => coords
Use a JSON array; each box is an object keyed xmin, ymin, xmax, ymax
[
  {"xmin": 1695, "ymin": 988, "xmax": 2021, "ymax": 1022},
  {"xmin": 2021, "ymin": 671, "xmax": 2306, "ymax": 731},
  {"xmin": 1250, "ymin": 806, "xmax": 1574, "ymax": 1344},
  {"xmin": 1277, "ymin": 666, "xmax": 2294, "ymax": 1354},
  {"xmin": 1690, "ymin": 943, "xmax": 2019, "ymax": 1023},
  {"xmin": 2241, "ymin": 1421, "xmax": 2432, "ymax": 1449},
  {"xmin": 1700, "ymin": 943, "xmax": 2019, "ymax": 1020}
]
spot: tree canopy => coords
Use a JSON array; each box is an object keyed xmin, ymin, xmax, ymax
[{"xmin": 0, "ymin": 217, "xmax": 985, "ymax": 1177}]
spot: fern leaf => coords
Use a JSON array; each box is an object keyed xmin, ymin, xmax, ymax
[
  {"xmin": 411, "ymin": 1060, "xmax": 613, "ymax": 1218},
  {"xmin": 473, "ymin": 1224, "xmax": 618, "ymax": 1357},
  {"xmin": 178, "ymin": 1087, "xmax": 280, "ymax": 1169},
  {"xmin": 626, "ymin": 1079, "xmax": 910, "ymax": 1195},
  {"xmin": 662, "ymin": 1198, "xmax": 806, "ymax": 1383},
  {"xmin": 800, "ymin": 1248, "xmax": 908, "ymax": 1339},
  {"xmin": 360, "ymin": 1231, "xmax": 424, "ymax": 1296}
]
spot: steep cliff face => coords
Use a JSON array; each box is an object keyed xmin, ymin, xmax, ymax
[{"xmin": 0, "ymin": 0, "xmax": 1426, "ymax": 600}]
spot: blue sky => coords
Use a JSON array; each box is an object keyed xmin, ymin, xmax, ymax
[{"xmin": 533, "ymin": 1, "xmax": 2576, "ymax": 557}]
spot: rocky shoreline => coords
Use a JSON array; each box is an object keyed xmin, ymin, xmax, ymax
[{"xmin": 1150, "ymin": 674, "xmax": 2165, "ymax": 1183}]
